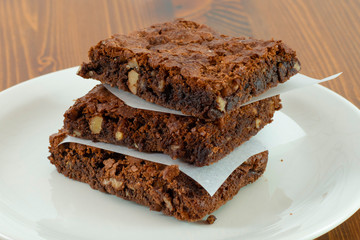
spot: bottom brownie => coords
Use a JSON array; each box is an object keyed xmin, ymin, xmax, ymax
[{"xmin": 48, "ymin": 130, "xmax": 268, "ymax": 222}]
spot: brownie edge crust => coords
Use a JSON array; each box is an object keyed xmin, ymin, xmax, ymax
[
  {"xmin": 49, "ymin": 130, "xmax": 268, "ymax": 222},
  {"xmin": 78, "ymin": 19, "xmax": 300, "ymax": 120}
]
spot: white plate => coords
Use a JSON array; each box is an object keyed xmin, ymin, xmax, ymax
[{"xmin": 0, "ymin": 67, "xmax": 359, "ymax": 240}]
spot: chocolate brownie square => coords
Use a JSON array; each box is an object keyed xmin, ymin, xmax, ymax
[
  {"xmin": 49, "ymin": 130, "xmax": 268, "ymax": 222},
  {"xmin": 64, "ymin": 84, "xmax": 281, "ymax": 166},
  {"xmin": 78, "ymin": 19, "xmax": 299, "ymax": 120}
]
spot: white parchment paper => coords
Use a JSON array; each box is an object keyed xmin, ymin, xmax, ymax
[
  {"xmin": 103, "ymin": 73, "xmax": 341, "ymax": 116},
  {"xmin": 62, "ymin": 111, "xmax": 305, "ymax": 196}
]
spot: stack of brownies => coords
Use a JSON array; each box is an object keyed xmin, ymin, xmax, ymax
[{"xmin": 48, "ymin": 19, "xmax": 300, "ymax": 222}]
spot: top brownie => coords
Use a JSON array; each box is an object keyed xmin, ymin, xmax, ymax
[{"xmin": 78, "ymin": 19, "xmax": 300, "ymax": 120}]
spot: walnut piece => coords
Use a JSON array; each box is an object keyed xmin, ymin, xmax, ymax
[
  {"xmin": 126, "ymin": 58, "xmax": 139, "ymax": 69},
  {"xmin": 170, "ymin": 145, "xmax": 180, "ymax": 151},
  {"xmin": 158, "ymin": 79, "xmax": 165, "ymax": 92},
  {"xmin": 125, "ymin": 189, "xmax": 130, "ymax": 197},
  {"xmin": 255, "ymin": 118, "xmax": 262, "ymax": 128},
  {"xmin": 73, "ymin": 130, "xmax": 82, "ymax": 137},
  {"xmin": 130, "ymin": 165, "xmax": 138, "ymax": 172},
  {"xmin": 163, "ymin": 196, "xmax": 173, "ymax": 211},
  {"xmin": 128, "ymin": 70, "xmax": 139, "ymax": 94},
  {"xmin": 89, "ymin": 116, "xmax": 103, "ymax": 134},
  {"xmin": 102, "ymin": 178, "xmax": 123, "ymax": 189},
  {"xmin": 252, "ymin": 107, "xmax": 258, "ymax": 115},
  {"xmin": 269, "ymin": 99, "xmax": 275, "ymax": 112},
  {"xmin": 216, "ymin": 96, "xmax": 227, "ymax": 112},
  {"xmin": 115, "ymin": 131, "xmax": 123, "ymax": 141}
]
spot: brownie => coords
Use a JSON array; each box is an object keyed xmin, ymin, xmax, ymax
[
  {"xmin": 78, "ymin": 19, "xmax": 300, "ymax": 120},
  {"xmin": 49, "ymin": 130, "xmax": 268, "ymax": 222},
  {"xmin": 64, "ymin": 84, "xmax": 281, "ymax": 166}
]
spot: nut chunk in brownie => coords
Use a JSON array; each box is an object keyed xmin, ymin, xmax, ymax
[
  {"xmin": 49, "ymin": 130, "xmax": 268, "ymax": 222},
  {"xmin": 64, "ymin": 84, "xmax": 281, "ymax": 166},
  {"xmin": 78, "ymin": 19, "xmax": 300, "ymax": 120}
]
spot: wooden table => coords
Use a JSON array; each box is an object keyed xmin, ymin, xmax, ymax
[{"xmin": 0, "ymin": 0, "xmax": 359, "ymax": 239}]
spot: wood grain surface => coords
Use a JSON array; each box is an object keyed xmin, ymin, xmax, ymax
[{"xmin": 0, "ymin": 0, "xmax": 359, "ymax": 239}]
